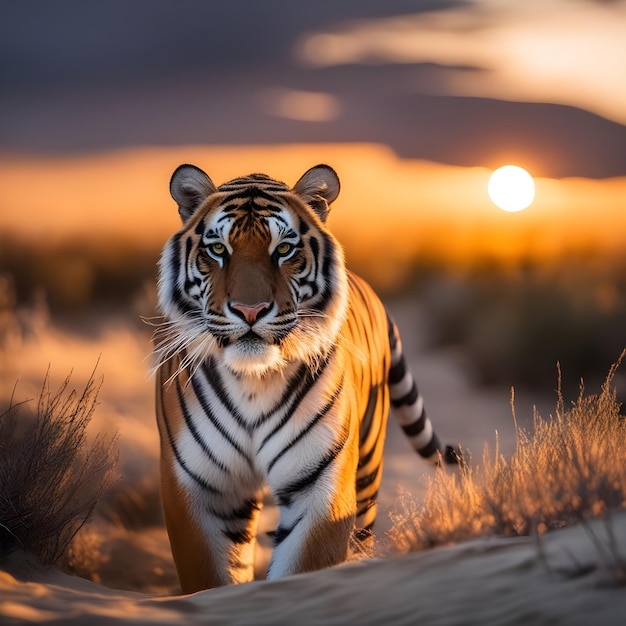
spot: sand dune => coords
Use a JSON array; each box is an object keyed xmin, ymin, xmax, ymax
[{"xmin": 2, "ymin": 511, "xmax": 625, "ymax": 625}]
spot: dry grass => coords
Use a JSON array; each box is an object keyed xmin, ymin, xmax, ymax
[
  {"xmin": 387, "ymin": 354, "xmax": 626, "ymax": 554},
  {"xmin": 0, "ymin": 370, "xmax": 118, "ymax": 565}
]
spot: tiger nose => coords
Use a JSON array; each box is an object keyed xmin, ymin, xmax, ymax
[{"xmin": 230, "ymin": 302, "xmax": 271, "ymax": 324}]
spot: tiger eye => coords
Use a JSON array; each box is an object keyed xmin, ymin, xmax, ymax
[
  {"xmin": 209, "ymin": 242, "xmax": 226, "ymax": 255},
  {"xmin": 276, "ymin": 242, "xmax": 292, "ymax": 255}
]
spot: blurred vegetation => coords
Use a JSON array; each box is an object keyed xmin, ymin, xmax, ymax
[
  {"xmin": 0, "ymin": 234, "xmax": 160, "ymax": 314},
  {"xmin": 402, "ymin": 252, "xmax": 626, "ymax": 391},
  {"xmin": 387, "ymin": 357, "xmax": 626, "ymax": 582}
]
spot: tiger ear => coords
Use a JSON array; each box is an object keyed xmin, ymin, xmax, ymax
[
  {"xmin": 170, "ymin": 164, "xmax": 218, "ymax": 223},
  {"xmin": 293, "ymin": 164, "xmax": 340, "ymax": 222}
]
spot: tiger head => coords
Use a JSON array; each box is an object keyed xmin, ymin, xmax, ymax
[{"xmin": 156, "ymin": 164, "xmax": 349, "ymax": 378}]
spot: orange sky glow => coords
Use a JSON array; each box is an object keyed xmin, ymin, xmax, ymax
[{"xmin": 1, "ymin": 144, "xmax": 625, "ymax": 287}]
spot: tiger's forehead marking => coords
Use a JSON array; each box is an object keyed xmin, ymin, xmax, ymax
[
  {"xmin": 203, "ymin": 189, "xmax": 298, "ymax": 247},
  {"xmin": 217, "ymin": 173, "xmax": 290, "ymax": 194}
]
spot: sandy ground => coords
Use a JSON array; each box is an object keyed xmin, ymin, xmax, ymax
[{"xmin": 2, "ymin": 512, "xmax": 625, "ymax": 625}]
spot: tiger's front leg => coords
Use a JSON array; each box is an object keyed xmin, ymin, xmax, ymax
[
  {"xmin": 265, "ymin": 437, "xmax": 358, "ymax": 579},
  {"xmin": 160, "ymin": 462, "xmax": 262, "ymax": 592}
]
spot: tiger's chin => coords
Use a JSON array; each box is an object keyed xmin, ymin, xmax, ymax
[{"xmin": 222, "ymin": 337, "xmax": 286, "ymax": 378}]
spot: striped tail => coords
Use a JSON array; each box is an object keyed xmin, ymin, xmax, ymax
[{"xmin": 387, "ymin": 314, "xmax": 450, "ymax": 465}]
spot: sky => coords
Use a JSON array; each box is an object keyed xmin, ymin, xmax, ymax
[
  {"xmin": 1, "ymin": 0, "xmax": 625, "ymax": 178},
  {"xmin": 298, "ymin": 0, "xmax": 626, "ymax": 125},
  {"xmin": 1, "ymin": 0, "xmax": 625, "ymax": 274}
]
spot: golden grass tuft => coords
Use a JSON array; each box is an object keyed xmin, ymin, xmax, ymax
[{"xmin": 387, "ymin": 353, "xmax": 626, "ymax": 553}]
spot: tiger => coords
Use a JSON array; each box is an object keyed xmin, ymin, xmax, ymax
[{"xmin": 154, "ymin": 163, "xmax": 461, "ymax": 593}]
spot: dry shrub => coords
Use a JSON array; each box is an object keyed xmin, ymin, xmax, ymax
[
  {"xmin": 388, "ymin": 354, "xmax": 626, "ymax": 553},
  {"xmin": 0, "ymin": 370, "xmax": 118, "ymax": 565}
]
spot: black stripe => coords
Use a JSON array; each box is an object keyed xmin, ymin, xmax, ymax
[
  {"xmin": 356, "ymin": 464, "xmax": 381, "ymax": 492},
  {"xmin": 202, "ymin": 360, "xmax": 249, "ymax": 432},
  {"xmin": 211, "ymin": 500, "xmax": 261, "ymax": 539},
  {"xmin": 158, "ymin": 385, "xmax": 221, "ymax": 495},
  {"xmin": 256, "ymin": 348, "xmax": 336, "ymax": 450},
  {"xmin": 418, "ymin": 433, "xmax": 442, "ymax": 458},
  {"xmin": 184, "ymin": 236, "xmax": 193, "ymax": 265},
  {"xmin": 267, "ymin": 377, "xmax": 344, "ymax": 474},
  {"xmin": 358, "ymin": 384, "xmax": 380, "ymax": 447},
  {"xmin": 219, "ymin": 187, "xmax": 287, "ymax": 204},
  {"xmin": 357, "ymin": 432, "xmax": 384, "ymax": 470},
  {"xmin": 401, "ymin": 410, "xmax": 427, "ymax": 437},
  {"xmin": 275, "ymin": 426, "xmax": 350, "ymax": 507},
  {"xmin": 391, "ymin": 381, "xmax": 419, "ymax": 408},
  {"xmin": 171, "ymin": 286, "xmax": 194, "ymax": 316},
  {"xmin": 168, "ymin": 233, "xmax": 182, "ymax": 283},
  {"xmin": 167, "ymin": 235, "xmax": 194, "ymax": 315},
  {"xmin": 273, "ymin": 515, "xmax": 304, "ymax": 546},
  {"xmin": 256, "ymin": 370, "xmax": 319, "ymax": 450},
  {"xmin": 191, "ymin": 370, "xmax": 252, "ymax": 466},
  {"xmin": 308, "ymin": 237, "xmax": 320, "ymax": 292},
  {"xmin": 253, "ymin": 362, "xmax": 309, "ymax": 428},
  {"xmin": 387, "ymin": 312, "xmax": 398, "ymax": 352},
  {"xmin": 388, "ymin": 357, "xmax": 406, "ymax": 385},
  {"xmin": 213, "ymin": 499, "xmax": 260, "ymax": 522},
  {"xmin": 219, "ymin": 177, "xmax": 288, "ymax": 192},
  {"xmin": 176, "ymin": 378, "xmax": 229, "ymax": 474},
  {"xmin": 316, "ymin": 238, "xmax": 337, "ymax": 308},
  {"xmin": 299, "ymin": 217, "xmax": 310, "ymax": 235},
  {"xmin": 356, "ymin": 494, "xmax": 379, "ymax": 517},
  {"xmin": 223, "ymin": 527, "xmax": 254, "ymax": 545},
  {"xmin": 358, "ymin": 403, "xmax": 386, "ymax": 471},
  {"xmin": 194, "ymin": 217, "xmax": 206, "ymax": 235},
  {"xmin": 216, "ymin": 204, "xmax": 240, "ymax": 220}
]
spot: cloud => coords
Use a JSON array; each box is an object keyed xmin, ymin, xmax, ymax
[
  {"xmin": 297, "ymin": 0, "xmax": 626, "ymax": 125},
  {"xmin": 259, "ymin": 89, "xmax": 342, "ymax": 122}
]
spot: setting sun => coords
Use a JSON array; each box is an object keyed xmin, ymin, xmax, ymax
[{"xmin": 488, "ymin": 165, "xmax": 535, "ymax": 213}]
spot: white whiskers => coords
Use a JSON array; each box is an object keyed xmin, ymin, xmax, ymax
[{"xmin": 148, "ymin": 312, "xmax": 217, "ymax": 385}]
